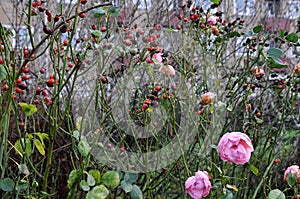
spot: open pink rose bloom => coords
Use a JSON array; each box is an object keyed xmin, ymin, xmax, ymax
[
  {"xmin": 207, "ymin": 16, "xmax": 218, "ymax": 26},
  {"xmin": 185, "ymin": 171, "xmax": 211, "ymax": 199},
  {"xmin": 158, "ymin": 65, "xmax": 176, "ymax": 76},
  {"xmin": 284, "ymin": 165, "xmax": 300, "ymax": 182},
  {"xmin": 217, "ymin": 132, "xmax": 254, "ymax": 165}
]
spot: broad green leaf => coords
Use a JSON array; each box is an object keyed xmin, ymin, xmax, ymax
[
  {"xmin": 80, "ymin": 180, "xmax": 90, "ymax": 191},
  {"xmin": 267, "ymin": 48, "xmax": 283, "ymax": 57},
  {"xmin": 0, "ymin": 65, "xmax": 7, "ymax": 80},
  {"xmin": 121, "ymin": 180, "xmax": 132, "ymax": 193},
  {"xmin": 268, "ymin": 189, "xmax": 285, "ymax": 199},
  {"xmin": 287, "ymin": 173, "xmax": 296, "ymax": 187},
  {"xmin": 109, "ymin": 6, "xmax": 120, "ymax": 17},
  {"xmin": 124, "ymin": 172, "xmax": 138, "ymax": 184},
  {"xmin": 226, "ymin": 31, "xmax": 241, "ymax": 38},
  {"xmin": 221, "ymin": 188, "xmax": 234, "ymax": 199},
  {"xmin": 87, "ymin": 174, "xmax": 95, "ymax": 187},
  {"xmin": 34, "ymin": 133, "xmax": 49, "ymax": 146},
  {"xmin": 268, "ymin": 55, "xmax": 285, "ymax": 65},
  {"xmin": 15, "ymin": 182, "xmax": 28, "ymax": 192},
  {"xmin": 279, "ymin": 29, "xmax": 285, "ymax": 38},
  {"xmin": 78, "ymin": 139, "xmax": 91, "ymax": 157},
  {"xmin": 89, "ymin": 169, "xmax": 101, "ymax": 185},
  {"xmin": 253, "ymin": 25, "xmax": 264, "ymax": 33},
  {"xmin": 0, "ymin": 178, "xmax": 15, "ymax": 192},
  {"xmin": 286, "ymin": 33, "xmax": 298, "ymax": 43},
  {"xmin": 67, "ymin": 169, "xmax": 82, "ymax": 189},
  {"xmin": 102, "ymin": 171, "xmax": 120, "ymax": 188},
  {"xmin": 92, "ymin": 8, "xmax": 106, "ymax": 18},
  {"xmin": 210, "ymin": 0, "xmax": 220, "ymax": 4},
  {"xmin": 254, "ymin": 116, "xmax": 264, "ymax": 124},
  {"xmin": 18, "ymin": 164, "xmax": 30, "ymax": 175},
  {"xmin": 89, "ymin": 30, "xmax": 101, "ymax": 38},
  {"xmin": 130, "ymin": 185, "xmax": 143, "ymax": 199},
  {"xmin": 109, "ymin": 6, "xmax": 120, "ymax": 13},
  {"xmin": 19, "ymin": 102, "xmax": 37, "ymax": 116},
  {"xmin": 249, "ymin": 164, "xmax": 259, "ymax": 176},
  {"xmin": 14, "ymin": 138, "xmax": 32, "ymax": 157},
  {"xmin": 33, "ymin": 139, "xmax": 45, "ymax": 156},
  {"xmin": 86, "ymin": 185, "xmax": 109, "ymax": 199},
  {"xmin": 270, "ymin": 63, "xmax": 288, "ymax": 69}
]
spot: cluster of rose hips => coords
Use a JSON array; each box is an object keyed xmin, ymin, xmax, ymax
[
  {"xmin": 34, "ymin": 72, "xmax": 56, "ymax": 106},
  {"xmin": 31, "ymin": 0, "xmax": 88, "ymax": 35},
  {"xmin": 129, "ymin": 85, "xmax": 173, "ymax": 115},
  {"xmin": 118, "ymin": 24, "xmax": 161, "ymax": 49}
]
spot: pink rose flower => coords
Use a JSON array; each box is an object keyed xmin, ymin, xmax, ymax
[
  {"xmin": 152, "ymin": 53, "xmax": 163, "ymax": 63},
  {"xmin": 185, "ymin": 171, "xmax": 211, "ymax": 199},
  {"xmin": 146, "ymin": 57, "xmax": 154, "ymax": 64},
  {"xmin": 284, "ymin": 165, "xmax": 300, "ymax": 182},
  {"xmin": 217, "ymin": 132, "xmax": 254, "ymax": 165},
  {"xmin": 201, "ymin": 92, "xmax": 215, "ymax": 104},
  {"xmin": 207, "ymin": 16, "xmax": 218, "ymax": 26},
  {"xmin": 158, "ymin": 65, "xmax": 176, "ymax": 76}
]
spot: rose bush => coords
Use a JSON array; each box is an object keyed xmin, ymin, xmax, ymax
[
  {"xmin": 185, "ymin": 171, "xmax": 211, "ymax": 199},
  {"xmin": 217, "ymin": 132, "xmax": 254, "ymax": 165}
]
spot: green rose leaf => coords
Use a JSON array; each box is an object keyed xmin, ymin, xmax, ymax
[
  {"xmin": 15, "ymin": 182, "xmax": 28, "ymax": 192},
  {"xmin": 287, "ymin": 173, "xmax": 296, "ymax": 187},
  {"xmin": 102, "ymin": 171, "xmax": 120, "ymax": 188},
  {"xmin": 269, "ymin": 63, "xmax": 288, "ymax": 69},
  {"xmin": 18, "ymin": 164, "xmax": 30, "ymax": 175},
  {"xmin": 249, "ymin": 164, "xmax": 259, "ymax": 176},
  {"xmin": 86, "ymin": 185, "xmax": 109, "ymax": 199},
  {"xmin": 210, "ymin": 0, "xmax": 220, "ymax": 4},
  {"xmin": 87, "ymin": 174, "xmax": 95, "ymax": 187},
  {"xmin": 254, "ymin": 116, "xmax": 264, "ymax": 124},
  {"xmin": 0, "ymin": 178, "xmax": 15, "ymax": 192},
  {"xmin": 109, "ymin": 6, "xmax": 120, "ymax": 17},
  {"xmin": 130, "ymin": 185, "xmax": 143, "ymax": 199},
  {"xmin": 14, "ymin": 138, "xmax": 32, "ymax": 157},
  {"xmin": 0, "ymin": 65, "xmax": 7, "ymax": 80},
  {"xmin": 92, "ymin": 8, "xmax": 106, "ymax": 18},
  {"xmin": 34, "ymin": 132, "xmax": 49, "ymax": 146},
  {"xmin": 33, "ymin": 138, "xmax": 45, "ymax": 156},
  {"xmin": 279, "ymin": 29, "xmax": 285, "ymax": 38},
  {"xmin": 89, "ymin": 30, "xmax": 101, "ymax": 38},
  {"xmin": 19, "ymin": 102, "xmax": 37, "ymax": 116},
  {"xmin": 267, "ymin": 48, "xmax": 283, "ymax": 57},
  {"xmin": 286, "ymin": 32, "xmax": 299, "ymax": 43},
  {"xmin": 80, "ymin": 180, "xmax": 90, "ymax": 191},
  {"xmin": 78, "ymin": 139, "xmax": 91, "ymax": 157},
  {"xmin": 226, "ymin": 31, "xmax": 241, "ymax": 38},
  {"xmin": 253, "ymin": 25, "xmax": 264, "ymax": 33},
  {"xmin": 89, "ymin": 169, "xmax": 101, "ymax": 185},
  {"xmin": 221, "ymin": 188, "xmax": 234, "ymax": 199},
  {"xmin": 124, "ymin": 172, "xmax": 138, "ymax": 184},
  {"xmin": 268, "ymin": 189, "xmax": 285, "ymax": 199},
  {"xmin": 121, "ymin": 180, "xmax": 133, "ymax": 193},
  {"xmin": 67, "ymin": 169, "xmax": 82, "ymax": 189}
]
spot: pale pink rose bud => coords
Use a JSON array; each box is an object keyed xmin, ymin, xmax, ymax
[
  {"xmin": 207, "ymin": 16, "xmax": 218, "ymax": 26},
  {"xmin": 201, "ymin": 92, "xmax": 215, "ymax": 104},
  {"xmin": 146, "ymin": 57, "xmax": 154, "ymax": 64},
  {"xmin": 158, "ymin": 65, "xmax": 176, "ymax": 76},
  {"xmin": 217, "ymin": 132, "xmax": 254, "ymax": 165},
  {"xmin": 284, "ymin": 165, "xmax": 300, "ymax": 182},
  {"xmin": 185, "ymin": 171, "xmax": 211, "ymax": 199},
  {"xmin": 152, "ymin": 53, "xmax": 163, "ymax": 63}
]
